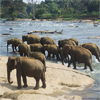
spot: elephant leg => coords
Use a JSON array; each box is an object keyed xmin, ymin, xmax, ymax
[
  {"xmin": 20, "ymin": 53, "xmax": 23, "ymax": 56},
  {"xmin": 52, "ymin": 54, "xmax": 55, "ymax": 58},
  {"xmin": 16, "ymin": 69, "xmax": 22, "ymax": 89},
  {"xmin": 73, "ymin": 61, "xmax": 76, "ymax": 69},
  {"xmin": 41, "ymin": 72, "xmax": 46, "ymax": 88},
  {"xmin": 96, "ymin": 55, "xmax": 100, "ymax": 62},
  {"xmin": 22, "ymin": 73, "xmax": 28, "ymax": 88},
  {"xmin": 68, "ymin": 59, "xmax": 72, "ymax": 67},
  {"xmin": 15, "ymin": 46, "xmax": 17, "ymax": 52},
  {"xmin": 12, "ymin": 45, "xmax": 14, "ymax": 53},
  {"xmin": 87, "ymin": 62, "xmax": 93, "ymax": 71},
  {"xmin": 34, "ymin": 78, "xmax": 40, "ymax": 90},
  {"xmin": 84, "ymin": 64, "xmax": 87, "ymax": 69},
  {"xmin": 47, "ymin": 53, "xmax": 50, "ymax": 59}
]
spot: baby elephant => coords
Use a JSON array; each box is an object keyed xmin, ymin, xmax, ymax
[
  {"xmin": 7, "ymin": 56, "xmax": 46, "ymax": 90},
  {"xmin": 61, "ymin": 44, "xmax": 93, "ymax": 71},
  {"xmin": 29, "ymin": 52, "xmax": 46, "ymax": 71}
]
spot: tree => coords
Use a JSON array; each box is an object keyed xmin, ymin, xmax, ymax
[
  {"xmin": 1, "ymin": 0, "xmax": 26, "ymax": 19},
  {"xmin": 27, "ymin": 0, "xmax": 39, "ymax": 20}
]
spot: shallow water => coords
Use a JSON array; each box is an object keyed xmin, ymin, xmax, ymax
[{"xmin": 0, "ymin": 20, "xmax": 100, "ymax": 99}]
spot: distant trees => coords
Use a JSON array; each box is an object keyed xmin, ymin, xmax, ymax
[
  {"xmin": 1, "ymin": 0, "xmax": 27, "ymax": 20},
  {"xmin": 0, "ymin": 0, "xmax": 99, "ymax": 20}
]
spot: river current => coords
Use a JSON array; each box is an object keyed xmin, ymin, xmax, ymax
[{"xmin": 0, "ymin": 20, "xmax": 100, "ymax": 99}]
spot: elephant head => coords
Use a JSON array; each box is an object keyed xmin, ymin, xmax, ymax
[
  {"xmin": 7, "ymin": 39, "xmax": 13, "ymax": 52},
  {"xmin": 7, "ymin": 56, "xmax": 18, "ymax": 83},
  {"xmin": 61, "ymin": 44, "xmax": 72, "ymax": 65},
  {"xmin": 22, "ymin": 35, "xmax": 27, "ymax": 42},
  {"xmin": 58, "ymin": 40, "xmax": 63, "ymax": 48}
]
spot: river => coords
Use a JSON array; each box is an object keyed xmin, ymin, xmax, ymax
[{"xmin": 0, "ymin": 19, "xmax": 100, "ymax": 99}]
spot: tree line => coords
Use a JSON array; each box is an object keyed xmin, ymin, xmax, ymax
[{"xmin": 0, "ymin": 0, "xmax": 100, "ymax": 20}]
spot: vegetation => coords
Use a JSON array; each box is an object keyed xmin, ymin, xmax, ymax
[{"xmin": 0, "ymin": 0, "xmax": 100, "ymax": 20}]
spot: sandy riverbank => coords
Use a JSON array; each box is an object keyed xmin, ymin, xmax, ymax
[{"xmin": 0, "ymin": 56, "xmax": 94, "ymax": 100}]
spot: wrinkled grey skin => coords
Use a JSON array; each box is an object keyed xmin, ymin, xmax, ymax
[
  {"xmin": 80, "ymin": 43, "xmax": 100, "ymax": 62},
  {"xmin": 61, "ymin": 44, "xmax": 93, "ymax": 71},
  {"xmin": 7, "ymin": 38, "xmax": 23, "ymax": 52},
  {"xmin": 18, "ymin": 43, "xmax": 30, "ymax": 57},
  {"xmin": 29, "ymin": 52, "xmax": 46, "ymax": 71},
  {"xmin": 43, "ymin": 44, "xmax": 61, "ymax": 60},
  {"xmin": 22, "ymin": 35, "xmax": 40, "ymax": 44},
  {"xmin": 58, "ymin": 39, "xmax": 76, "ymax": 48},
  {"xmin": 30, "ymin": 43, "xmax": 45, "ymax": 54},
  {"xmin": 7, "ymin": 56, "xmax": 46, "ymax": 90},
  {"xmin": 40, "ymin": 37, "xmax": 56, "ymax": 45}
]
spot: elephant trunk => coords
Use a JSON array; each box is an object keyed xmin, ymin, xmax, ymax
[{"xmin": 7, "ymin": 67, "xmax": 13, "ymax": 84}]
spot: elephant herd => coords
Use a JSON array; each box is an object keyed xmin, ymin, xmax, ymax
[{"xmin": 7, "ymin": 34, "xmax": 100, "ymax": 89}]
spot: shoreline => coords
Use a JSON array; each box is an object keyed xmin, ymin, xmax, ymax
[
  {"xmin": 1, "ymin": 18, "xmax": 99, "ymax": 24},
  {"xmin": 0, "ymin": 56, "xmax": 94, "ymax": 100}
]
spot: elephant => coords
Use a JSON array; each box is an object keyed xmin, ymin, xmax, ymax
[
  {"xmin": 22, "ymin": 34, "xmax": 40, "ymax": 44},
  {"xmin": 43, "ymin": 44, "xmax": 61, "ymax": 60},
  {"xmin": 18, "ymin": 43, "xmax": 30, "ymax": 57},
  {"xmin": 68, "ymin": 38, "xmax": 79, "ymax": 45},
  {"xmin": 29, "ymin": 52, "xmax": 46, "ymax": 71},
  {"xmin": 80, "ymin": 43, "xmax": 100, "ymax": 62},
  {"xmin": 58, "ymin": 39, "xmax": 76, "ymax": 48},
  {"xmin": 61, "ymin": 44, "xmax": 93, "ymax": 71},
  {"xmin": 7, "ymin": 56, "xmax": 46, "ymax": 90},
  {"xmin": 40, "ymin": 37, "xmax": 56, "ymax": 45},
  {"xmin": 30, "ymin": 43, "xmax": 45, "ymax": 54},
  {"xmin": 7, "ymin": 38, "xmax": 23, "ymax": 52}
]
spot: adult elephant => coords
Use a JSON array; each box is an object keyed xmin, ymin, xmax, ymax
[
  {"xmin": 30, "ymin": 43, "xmax": 45, "ymax": 54},
  {"xmin": 22, "ymin": 34, "xmax": 40, "ymax": 44},
  {"xmin": 40, "ymin": 37, "xmax": 56, "ymax": 45},
  {"xmin": 80, "ymin": 43, "xmax": 100, "ymax": 62},
  {"xmin": 43, "ymin": 44, "xmax": 61, "ymax": 60},
  {"xmin": 7, "ymin": 38, "xmax": 23, "ymax": 52},
  {"xmin": 58, "ymin": 39, "xmax": 76, "ymax": 48},
  {"xmin": 69, "ymin": 38, "xmax": 79, "ymax": 45},
  {"xmin": 29, "ymin": 52, "xmax": 46, "ymax": 71},
  {"xmin": 7, "ymin": 56, "xmax": 46, "ymax": 90},
  {"xmin": 18, "ymin": 43, "xmax": 30, "ymax": 57},
  {"xmin": 61, "ymin": 44, "xmax": 93, "ymax": 71}
]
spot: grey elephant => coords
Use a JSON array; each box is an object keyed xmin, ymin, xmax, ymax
[
  {"xmin": 22, "ymin": 34, "xmax": 40, "ymax": 44},
  {"xmin": 7, "ymin": 38, "xmax": 23, "ymax": 52},
  {"xmin": 40, "ymin": 37, "xmax": 56, "ymax": 45},
  {"xmin": 29, "ymin": 52, "xmax": 46, "ymax": 71},
  {"xmin": 80, "ymin": 43, "xmax": 100, "ymax": 62},
  {"xmin": 43, "ymin": 44, "xmax": 61, "ymax": 60},
  {"xmin": 61, "ymin": 44, "xmax": 93, "ymax": 71},
  {"xmin": 30, "ymin": 43, "xmax": 45, "ymax": 54},
  {"xmin": 7, "ymin": 56, "xmax": 46, "ymax": 90},
  {"xmin": 18, "ymin": 43, "xmax": 30, "ymax": 57},
  {"xmin": 58, "ymin": 39, "xmax": 76, "ymax": 48}
]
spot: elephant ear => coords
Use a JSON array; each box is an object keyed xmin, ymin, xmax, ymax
[
  {"xmin": 65, "ymin": 45, "xmax": 72, "ymax": 53},
  {"xmin": 14, "ymin": 57, "xmax": 21, "ymax": 68}
]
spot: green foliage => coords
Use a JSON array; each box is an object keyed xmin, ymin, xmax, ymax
[
  {"xmin": 1, "ymin": 0, "xmax": 27, "ymax": 19},
  {"xmin": 1, "ymin": 0, "xmax": 99, "ymax": 20}
]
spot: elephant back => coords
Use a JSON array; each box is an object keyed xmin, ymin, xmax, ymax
[
  {"xmin": 69, "ymin": 38, "xmax": 79, "ymax": 45},
  {"xmin": 13, "ymin": 38, "xmax": 23, "ymax": 46},
  {"xmin": 30, "ymin": 43, "xmax": 43, "ymax": 53},
  {"xmin": 27, "ymin": 35, "xmax": 40, "ymax": 44},
  {"xmin": 40, "ymin": 37, "xmax": 56, "ymax": 45}
]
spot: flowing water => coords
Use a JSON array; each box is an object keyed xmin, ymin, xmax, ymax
[{"xmin": 0, "ymin": 19, "xmax": 100, "ymax": 99}]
